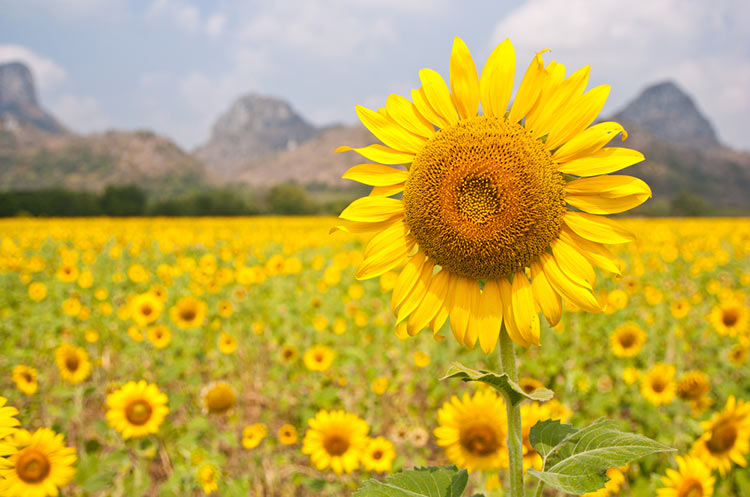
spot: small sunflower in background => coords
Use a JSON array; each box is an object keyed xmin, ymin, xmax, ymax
[
  {"xmin": 641, "ymin": 363, "xmax": 676, "ymax": 406},
  {"xmin": 169, "ymin": 296, "xmax": 207, "ymax": 330},
  {"xmin": 278, "ymin": 424, "xmax": 298, "ymax": 445},
  {"xmin": 202, "ymin": 383, "xmax": 236, "ymax": 415},
  {"xmin": 656, "ymin": 455, "xmax": 714, "ymax": 497},
  {"xmin": 279, "ymin": 344, "xmax": 299, "ymax": 363},
  {"xmin": 691, "ymin": 396, "xmax": 750, "ymax": 475},
  {"xmin": 671, "ymin": 298, "xmax": 691, "ymax": 319},
  {"xmin": 434, "ymin": 389, "xmax": 508, "ymax": 472},
  {"xmin": 54, "ymin": 343, "xmax": 92, "ymax": 385},
  {"xmin": 242, "ymin": 423, "xmax": 267, "ymax": 449},
  {"xmin": 130, "ymin": 292, "xmax": 163, "ymax": 328},
  {"xmin": 413, "ymin": 350, "xmax": 430, "ymax": 368},
  {"xmin": 0, "ymin": 427, "xmax": 77, "ymax": 497},
  {"xmin": 217, "ymin": 331, "xmax": 237, "ymax": 354},
  {"xmin": 518, "ymin": 376, "xmax": 544, "ymax": 396},
  {"xmin": 676, "ymin": 371, "xmax": 711, "ymax": 407},
  {"xmin": 709, "ymin": 299, "xmax": 747, "ymax": 337},
  {"xmin": 106, "ymin": 380, "xmax": 169, "ymax": 439},
  {"xmin": 146, "ymin": 324, "xmax": 172, "ymax": 349},
  {"xmin": 27, "ymin": 281, "xmax": 47, "ymax": 302},
  {"xmin": 337, "ymin": 36, "xmax": 649, "ymax": 352},
  {"xmin": 12, "ymin": 365, "xmax": 38, "ymax": 396},
  {"xmin": 361, "ymin": 436, "xmax": 396, "ymax": 473},
  {"xmin": 610, "ymin": 322, "xmax": 647, "ymax": 358},
  {"xmin": 303, "ymin": 345, "xmax": 335, "ymax": 372},
  {"xmin": 302, "ymin": 410, "xmax": 370, "ymax": 474},
  {"xmin": 197, "ymin": 463, "xmax": 218, "ymax": 495},
  {"xmin": 729, "ymin": 342, "xmax": 748, "ymax": 366}
]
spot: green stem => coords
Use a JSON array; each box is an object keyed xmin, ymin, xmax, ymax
[
  {"xmin": 533, "ymin": 480, "xmax": 544, "ymax": 497},
  {"xmin": 498, "ymin": 325, "xmax": 525, "ymax": 497}
]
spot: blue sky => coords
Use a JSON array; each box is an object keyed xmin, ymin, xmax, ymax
[{"xmin": 2, "ymin": 0, "xmax": 749, "ymax": 151}]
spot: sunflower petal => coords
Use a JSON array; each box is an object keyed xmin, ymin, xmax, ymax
[
  {"xmin": 557, "ymin": 147, "xmax": 645, "ymax": 177},
  {"xmin": 531, "ymin": 261, "xmax": 562, "ymax": 327},
  {"xmin": 385, "ymin": 94, "xmax": 435, "ymax": 138},
  {"xmin": 449, "ymin": 37, "xmax": 480, "ymax": 120},
  {"xmin": 550, "ymin": 237, "xmax": 596, "ymax": 289},
  {"xmin": 566, "ymin": 175, "xmax": 652, "ymax": 214},
  {"xmin": 342, "ymin": 164, "xmax": 409, "ymax": 186},
  {"xmin": 511, "ymin": 271, "xmax": 539, "ymax": 346},
  {"xmin": 462, "ymin": 281, "xmax": 483, "ymax": 349},
  {"xmin": 508, "ymin": 49, "xmax": 549, "ymax": 124},
  {"xmin": 391, "ymin": 250, "xmax": 427, "ymax": 313},
  {"xmin": 449, "ymin": 276, "xmax": 473, "ymax": 345},
  {"xmin": 479, "ymin": 38, "xmax": 515, "ymax": 118},
  {"xmin": 358, "ymin": 234, "xmax": 414, "ymax": 280},
  {"xmin": 330, "ymin": 217, "xmax": 401, "ymax": 235},
  {"xmin": 559, "ymin": 226, "xmax": 621, "ymax": 275},
  {"xmin": 335, "ymin": 144, "xmax": 415, "ymax": 165},
  {"xmin": 529, "ymin": 65, "xmax": 590, "ymax": 139},
  {"xmin": 368, "ymin": 184, "xmax": 405, "ymax": 197},
  {"xmin": 407, "ymin": 270, "xmax": 451, "ymax": 336},
  {"xmin": 545, "ymin": 84, "xmax": 610, "ymax": 150},
  {"xmin": 431, "ymin": 273, "xmax": 454, "ymax": 335},
  {"xmin": 339, "ymin": 197, "xmax": 403, "ymax": 223},
  {"xmin": 564, "ymin": 211, "xmax": 635, "ymax": 244},
  {"xmin": 355, "ymin": 104, "xmax": 427, "ymax": 153},
  {"xmin": 478, "ymin": 279, "xmax": 503, "ymax": 354},
  {"xmin": 540, "ymin": 252, "xmax": 601, "ymax": 313},
  {"xmin": 498, "ymin": 277, "xmax": 528, "ymax": 347},
  {"xmin": 419, "ymin": 69, "xmax": 460, "ymax": 126},
  {"xmin": 552, "ymin": 122, "xmax": 628, "ymax": 163},
  {"xmin": 396, "ymin": 261, "xmax": 435, "ymax": 324},
  {"xmin": 412, "ymin": 87, "xmax": 452, "ymax": 129}
]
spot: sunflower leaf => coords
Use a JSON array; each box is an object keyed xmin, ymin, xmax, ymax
[
  {"xmin": 529, "ymin": 419, "xmax": 579, "ymax": 460},
  {"xmin": 528, "ymin": 418, "xmax": 675, "ymax": 495},
  {"xmin": 441, "ymin": 361, "xmax": 553, "ymax": 405},
  {"xmin": 353, "ymin": 465, "xmax": 475, "ymax": 497}
]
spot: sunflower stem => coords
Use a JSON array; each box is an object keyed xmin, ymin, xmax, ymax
[{"xmin": 498, "ymin": 325, "xmax": 525, "ymax": 497}]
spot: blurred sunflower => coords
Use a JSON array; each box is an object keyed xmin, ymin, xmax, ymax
[
  {"xmin": 518, "ymin": 376, "xmax": 544, "ymax": 395},
  {"xmin": 691, "ymin": 396, "xmax": 750, "ymax": 475},
  {"xmin": 0, "ymin": 428, "xmax": 77, "ymax": 497},
  {"xmin": 361, "ymin": 436, "xmax": 396, "ymax": 473},
  {"xmin": 279, "ymin": 344, "xmax": 299, "ymax": 363},
  {"xmin": 729, "ymin": 343, "xmax": 748, "ymax": 366},
  {"xmin": 12, "ymin": 365, "xmax": 38, "ymax": 396},
  {"xmin": 641, "ymin": 363, "xmax": 676, "ymax": 406},
  {"xmin": 217, "ymin": 331, "xmax": 237, "ymax": 354},
  {"xmin": 303, "ymin": 345, "xmax": 335, "ymax": 372},
  {"xmin": 197, "ymin": 464, "xmax": 218, "ymax": 494},
  {"xmin": 434, "ymin": 389, "xmax": 508, "ymax": 472},
  {"xmin": 242, "ymin": 423, "xmax": 267, "ymax": 449},
  {"xmin": 130, "ymin": 292, "xmax": 163, "ymax": 328},
  {"xmin": 709, "ymin": 299, "xmax": 747, "ymax": 337},
  {"xmin": 278, "ymin": 424, "xmax": 298, "ymax": 445},
  {"xmin": 146, "ymin": 324, "xmax": 171, "ymax": 349},
  {"xmin": 169, "ymin": 296, "xmax": 207, "ymax": 330},
  {"xmin": 0, "ymin": 396, "xmax": 20, "ymax": 458},
  {"xmin": 54, "ymin": 343, "xmax": 91, "ymax": 385},
  {"xmin": 302, "ymin": 409, "xmax": 370, "ymax": 474},
  {"xmin": 582, "ymin": 466, "xmax": 626, "ymax": 497},
  {"xmin": 676, "ymin": 371, "xmax": 711, "ymax": 402},
  {"xmin": 202, "ymin": 383, "xmax": 236, "ymax": 415},
  {"xmin": 106, "ymin": 380, "xmax": 169, "ymax": 439},
  {"xmin": 27, "ymin": 282, "xmax": 47, "ymax": 302},
  {"xmin": 610, "ymin": 322, "xmax": 647, "ymax": 358},
  {"xmin": 337, "ymin": 36, "xmax": 648, "ymax": 352},
  {"xmin": 657, "ymin": 455, "xmax": 714, "ymax": 497}
]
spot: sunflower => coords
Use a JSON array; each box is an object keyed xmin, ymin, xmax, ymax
[
  {"xmin": 218, "ymin": 331, "xmax": 237, "ymax": 354},
  {"xmin": 641, "ymin": 363, "xmax": 676, "ymax": 406},
  {"xmin": 278, "ymin": 424, "xmax": 298, "ymax": 445},
  {"xmin": 691, "ymin": 396, "xmax": 750, "ymax": 475},
  {"xmin": 12, "ymin": 365, "xmax": 38, "ymax": 396},
  {"xmin": 106, "ymin": 380, "xmax": 169, "ymax": 439},
  {"xmin": 362, "ymin": 436, "xmax": 396, "ymax": 473},
  {"xmin": 303, "ymin": 345, "xmax": 335, "ymax": 372},
  {"xmin": 242, "ymin": 423, "xmax": 267, "ymax": 449},
  {"xmin": 434, "ymin": 389, "xmax": 508, "ymax": 472},
  {"xmin": 146, "ymin": 324, "xmax": 171, "ymax": 349},
  {"xmin": 609, "ymin": 322, "xmax": 647, "ymax": 358},
  {"xmin": 657, "ymin": 455, "xmax": 714, "ymax": 497},
  {"xmin": 0, "ymin": 396, "xmax": 20, "ymax": 459},
  {"xmin": 729, "ymin": 343, "xmax": 748, "ymax": 366},
  {"xmin": 671, "ymin": 298, "xmax": 691, "ymax": 319},
  {"xmin": 336, "ymin": 36, "xmax": 649, "ymax": 352},
  {"xmin": 202, "ymin": 383, "xmax": 236, "ymax": 415},
  {"xmin": 27, "ymin": 282, "xmax": 47, "ymax": 302},
  {"xmin": 197, "ymin": 464, "xmax": 218, "ymax": 494},
  {"xmin": 413, "ymin": 350, "xmax": 431, "ymax": 367},
  {"xmin": 302, "ymin": 409, "xmax": 370, "ymax": 474},
  {"xmin": 130, "ymin": 292, "xmax": 163, "ymax": 328},
  {"xmin": 0, "ymin": 428, "xmax": 77, "ymax": 497},
  {"xmin": 676, "ymin": 371, "xmax": 711, "ymax": 402},
  {"xmin": 279, "ymin": 344, "xmax": 299, "ymax": 363},
  {"xmin": 169, "ymin": 296, "xmax": 207, "ymax": 330},
  {"xmin": 709, "ymin": 299, "xmax": 748, "ymax": 337},
  {"xmin": 54, "ymin": 343, "xmax": 92, "ymax": 385}
]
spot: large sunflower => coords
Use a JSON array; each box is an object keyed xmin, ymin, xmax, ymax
[
  {"xmin": 433, "ymin": 389, "xmax": 508, "ymax": 472},
  {"xmin": 336, "ymin": 37, "xmax": 649, "ymax": 351},
  {"xmin": 691, "ymin": 395, "xmax": 750, "ymax": 475},
  {"xmin": 0, "ymin": 428, "xmax": 77, "ymax": 497},
  {"xmin": 657, "ymin": 455, "xmax": 715, "ymax": 497},
  {"xmin": 302, "ymin": 409, "xmax": 370, "ymax": 474},
  {"xmin": 106, "ymin": 380, "xmax": 170, "ymax": 439}
]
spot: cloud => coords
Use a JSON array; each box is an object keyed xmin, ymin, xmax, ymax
[
  {"xmin": 205, "ymin": 13, "xmax": 227, "ymax": 37},
  {"xmin": 0, "ymin": 44, "xmax": 66, "ymax": 90},
  {"xmin": 48, "ymin": 94, "xmax": 112, "ymax": 132},
  {"xmin": 146, "ymin": 0, "xmax": 227, "ymax": 36}
]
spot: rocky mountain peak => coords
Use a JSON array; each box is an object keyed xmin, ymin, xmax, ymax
[
  {"xmin": 196, "ymin": 93, "xmax": 318, "ymax": 178},
  {"xmin": 613, "ymin": 80, "xmax": 718, "ymax": 148},
  {"xmin": 0, "ymin": 62, "xmax": 66, "ymax": 134}
]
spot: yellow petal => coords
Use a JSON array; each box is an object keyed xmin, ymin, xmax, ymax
[
  {"xmin": 539, "ymin": 252, "xmax": 601, "ymax": 313},
  {"xmin": 355, "ymin": 104, "xmax": 427, "ymax": 153},
  {"xmin": 339, "ymin": 197, "xmax": 403, "ymax": 223},
  {"xmin": 363, "ymin": 221, "xmax": 408, "ymax": 260},
  {"xmin": 478, "ymin": 279, "xmax": 503, "ymax": 354},
  {"xmin": 558, "ymin": 226, "xmax": 620, "ymax": 275},
  {"xmin": 385, "ymin": 94, "xmax": 435, "ymax": 138},
  {"xmin": 552, "ymin": 122, "xmax": 628, "ymax": 163},
  {"xmin": 430, "ymin": 273, "xmax": 454, "ymax": 335},
  {"xmin": 462, "ymin": 282, "xmax": 482, "ymax": 349},
  {"xmin": 508, "ymin": 49, "xmax": 549, "ymax": 124},
  {"xmin": 549, "ymin": 237, "xmax": 596, "ymax": 289},
  {"xmin": 330, "ymin": 217, "xmax": 400, "ymax": 235},
  {"xmin": 511, "ymin": 271, "xmax": 539, "ymax": 346},
  {"xmin": 564, "ymin": 211, "xmax": 635, "ymax": 244},
  {"xmin": 391, "ymin": 250, "xmax": 427, "ymax": 313},
  {"xmin": 412, "ymin": 87, "xmax": 452, "ymax": 129},
  {"xmin": 449, "ymin": 276, "xmax": 473, "ymax": 345},
  {"xmin": 498, "ymin": 277, "xmax": 528, "ymax": 347},
  {"xmin": 449, "ymin": 37, "xmax": 480, "ymax": 120},
  {"xmin": 335, "ymin": 144, "xmax": 415, "ymax": 165},
  {"xmin": 342, "ymin": 164, "xmax": 409, "ymax": 186},
  {"xmin": 394, "ymin": 322, "xmax": 409, "ymax": 340},
  {"xmin": 407, "ymin": 270, "xmax": 451, "ymax": 336},
  {"xmin": 557, "ymin": 147, "xmax": 645, "ymax": 177},
  {"xmin": 545, "ymin": 84, "xmax": 610, "ymax": 150},
  {"xmin": 525, "ymin": 60, "xmax": 566, "ymax": 136},
  {"xmin": 529, "ymin": 65, "xmax": 590, "ymax": 139},
  {"xmin": 530, "ymin": 261, "xmax": 562, "ymax": 327},
  {"xmin": 479, "ymin": 38, "xmax": 515, "ymax": 118},
  {"xmin": 566, "ymin": 175, "xmax": 652, "ymax": 214},
  {"xmin": 419, "ymin": 68, "xmax": 459, "ymax": 127},
  {"xmin": 396, "ymin": 260, "xmax": 435, "ymax": 324},
  {"xmin": 368, "ymin": 184, "xmax": 405, "ymax": 197}
]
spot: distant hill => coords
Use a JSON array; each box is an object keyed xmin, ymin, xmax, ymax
[{"xmin": 0, "ymin": 62, "xmax": 66, "ymax": 134}]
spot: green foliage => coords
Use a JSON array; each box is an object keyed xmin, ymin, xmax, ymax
[
  {"xmin": 267, "ymin": 183, "xmax": 316, "ymax": 215},
  {"xmin": 528, "ymin": 418, "xmax": 674, "ymax": 495},
  {"xmin": 442, "ymin": 362, "xmax": 553, "ymax": 406},
  {"xmin": 670, "ymin": 190, "xmax": 714, "ymax": 216},
  {"xmin": 354, "ymin": 466, "xmax": 478, "ymax": 497},
  {"xmin": 101, "ymin": 185, "xmax": 146, "ymax": 216}
]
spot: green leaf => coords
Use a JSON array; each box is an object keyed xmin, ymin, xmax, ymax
[
  {"xmin": 441, "ymin": 362, "xmax": 553, "ymax": 405},
  {"xmin": 529, "ymin": 419, "xmax": 579, "ymax": 459},
  {"xmin": 353, "ymin": 466, "xmax": 471, "ymax": 497},
  {"xmin": 528, "ymin": 418, "xmax": 675, "ymax": 495}
]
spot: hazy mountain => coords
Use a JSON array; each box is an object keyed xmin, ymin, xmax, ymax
[
  {"xmin": 195, "ymin": 93, "xmax": 318, "ymax": 179},
  {"xmin": 0, "ymin": 62, "xmax": 67, "ymax": 134}
]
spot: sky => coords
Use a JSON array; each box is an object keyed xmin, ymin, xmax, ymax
[{"xmin": 1, "ymin": 0, "xmax": 749, "ymax": 151}]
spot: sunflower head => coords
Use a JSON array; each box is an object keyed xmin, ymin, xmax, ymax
[
  {"xmin": 361, "ymin": 436, "xmax": 396, "ymax": 473},
  {"xmin": 641, "ymin": 363, "xmax": 676, "ymax": 406},
  {"xmin": 337, "ymin": 36, "xmax": 649, "ymax": 353},
  {"xmin": 610, "ymin": 322, "xmax": 647, "ymax": 358},
  {"xmin": 691, "ymin": 396, "xmax": 750, "ymax": 475},
  {"xmin": 676, "ymin": 371, "xmax": 711, "ymax": 401},
  {"xmin": 169, "ymin": 296, "xmax": 207, "ymax": 330},
  {"xmin": 303, "ymin": 345, "xmax": 335, "ymax": 372},
  {"xmin": 203, "ymin": 383, "xmax": 236, "ymax": 415},
  {"xmin": 302, "ymin": 409, "xmax": 370, "ymax": 474},
  {"xmin": 106, "ymin": 380, "xmax": 169, "ymax": 439},
  {"xmin": 12, "ymin": 365, "xmax": 38, "ymax": 396},
  {"xmin": 54, "ymin": 343, "xmax": 92, "ymax": 385},
  {"xmin": 657, "ymin": 455, "xmax": 715, "ymax": 497}
]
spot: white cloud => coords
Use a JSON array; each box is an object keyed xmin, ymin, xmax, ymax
[
  {"xmin": 48, "ymin": 94, "xmax": 111, "ymax": 132},
  {"xmin": 205, "ymin": 13, "xmax": 227, "ymax": 37},
  {"xmin": 0, "ymin": 44, "xmax": 66, "ymax": 90},
  {"xmin": 490, "ymin": 0, "xmax": 750, "ymax": 149},
  {"xmin": 147, "ymin": 0, "xmax": 228, "ymax": 36}
]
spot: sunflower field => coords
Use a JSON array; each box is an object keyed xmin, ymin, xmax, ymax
[{"xmin": 0, "ymin": 216, "xmax": 748, "ymax": 496}]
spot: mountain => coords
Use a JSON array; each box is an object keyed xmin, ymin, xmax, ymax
[
  {"xmin": 195, "ymin": 94, "xmax": 318, "ymax": 179},
  {"xmin": 0, "ymin": 62, "xmax": 66, "ymax": 134}
]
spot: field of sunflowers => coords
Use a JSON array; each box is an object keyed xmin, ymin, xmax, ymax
[{"xmin": 0, "ymin": 216, "xmax": 749, "ymax": 496}]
